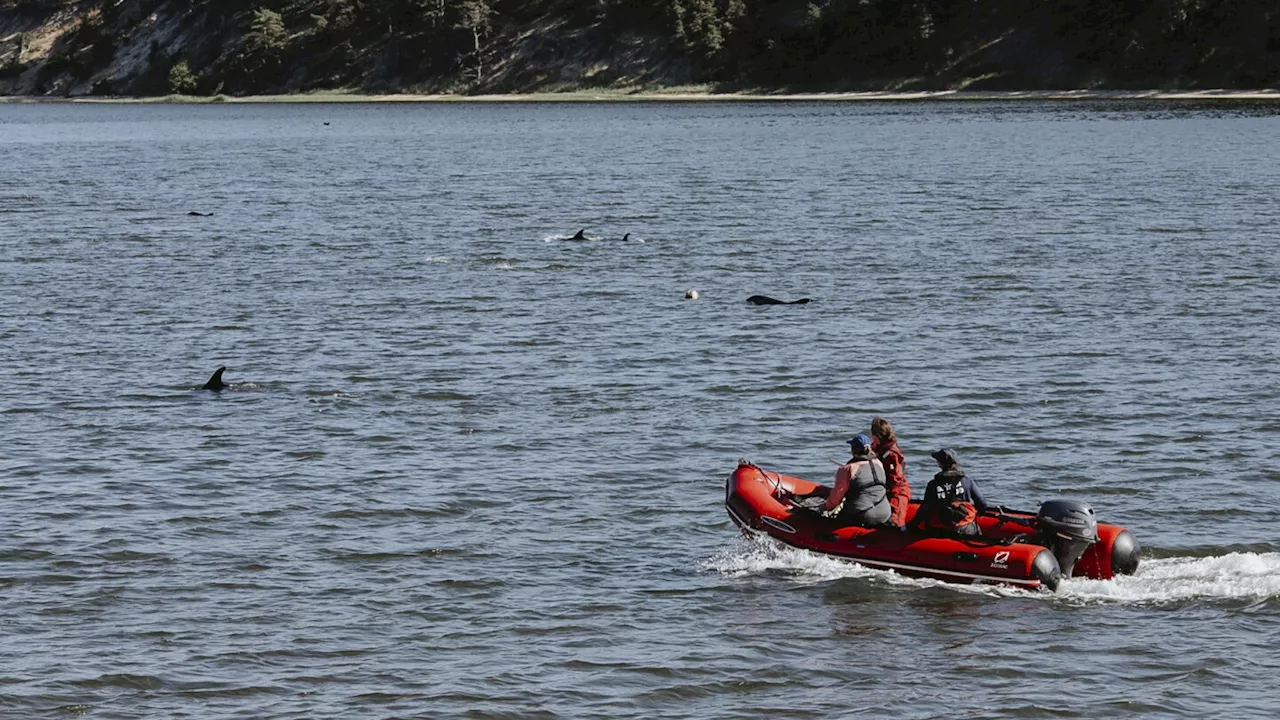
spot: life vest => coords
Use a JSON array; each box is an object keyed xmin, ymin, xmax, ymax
[
  {"xmin": 924, "ymin": 469, "xmax": 976, "ymax": 528},
  {"xmin": 823, "ymin": 456, "xmax": 887, "ymax": 520}
]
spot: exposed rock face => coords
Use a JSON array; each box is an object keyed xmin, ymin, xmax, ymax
[{"xmin": 0, "ymin": 1, "xmax": 691, "ymax": 97}]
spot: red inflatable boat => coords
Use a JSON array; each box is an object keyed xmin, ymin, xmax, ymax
[{"xmin": 725, "ymin": 461, "xmax": 1141, "ymax": 591}]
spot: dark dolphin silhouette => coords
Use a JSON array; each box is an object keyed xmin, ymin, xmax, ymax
[
  {"xmin": 202, "ymin": 367, "xmax": 228, "ymax": 391},
  {"xmin": 621, "ymin": 233, "xmax": 630, "ymax": 242},
  {"xmin": 571, "ymin": 229, "xmax": 587, "ymax": 240},
  {"xmin": 187, "ymin": 211, "xmax": 213, "ymax": 217},
  {"xmin": 747, "ymin": 295, "xmax": 811, "ymax": 305}
]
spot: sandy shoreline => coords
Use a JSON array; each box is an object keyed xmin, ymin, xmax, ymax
[{"xmin": 3, "ymin": 89, "xmax": 1280, "ymax": 104}]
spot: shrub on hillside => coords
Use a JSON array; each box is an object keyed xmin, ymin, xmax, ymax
[{"xmin": 168, "ymin": 59, "xmax": 197, "ymax": 93}]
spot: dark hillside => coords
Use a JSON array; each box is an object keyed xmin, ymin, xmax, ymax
[{"xmin": 2, "ymin": 1, "xmax": 1278, "ymax": 96}]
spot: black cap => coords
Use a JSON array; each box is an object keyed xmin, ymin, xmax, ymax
[{"xmin": 931, "ymin": 448, "xmax": 959, "ymax": 467}]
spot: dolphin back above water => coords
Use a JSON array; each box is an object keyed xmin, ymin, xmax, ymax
[
  {"xmin": 202, "ymin": 367, "xmax": 228, "ymax": 391},
  {"xmin": 747, "ymin": 295, "xmax": 811, "ymax": 305}
]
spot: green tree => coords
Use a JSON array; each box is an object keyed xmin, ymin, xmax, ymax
[
  {"xmin": 168, "ymin": 59, "xmax": 198, "ymax": 93},
  {"xmin": 245, "ymin": 7, "xmax": 288, "ymax": 57},
  {"xmin": 668, "ymin": 0, "xmax": 746, "ymax": 61},
  {"xmin": 233, "ymin": 6, "xmax": 290, "ymax": 90}
]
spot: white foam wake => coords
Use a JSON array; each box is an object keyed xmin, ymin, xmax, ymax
[
  {"xmin": 1057, "ymin": 552, "xmax": 1280, "ymax": 604},
  {"xmin": 706, "ymin": 537, "xmax": 1280, "ymax": 604}
]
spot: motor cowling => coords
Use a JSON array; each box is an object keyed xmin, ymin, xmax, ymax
[{"xmin": 1036, "ymin": 500, "xmax": 1098, "ymax": 579}]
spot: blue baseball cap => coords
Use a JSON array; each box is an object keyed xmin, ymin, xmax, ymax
[{"xmin": 848, "ymin": 433, "xmax": 872, "ymax": 451}]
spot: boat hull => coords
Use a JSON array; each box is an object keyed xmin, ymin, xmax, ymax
[{"xmin": 725, "ymin": 461, "xmax": 1140, "ymax": 591}]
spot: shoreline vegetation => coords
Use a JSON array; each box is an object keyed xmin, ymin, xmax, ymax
[
  {"xmin": 3, "ymin": 2, "xmax": 1278, "ymax": 101},
  {"xmin": 5, "ymin": 89, "xmax": 1280, "ymax": 104}
]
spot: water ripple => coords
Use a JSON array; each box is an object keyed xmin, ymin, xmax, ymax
[{"xmin": 3, "ymin": 100, "xmax": 1280, "ymax": 719}]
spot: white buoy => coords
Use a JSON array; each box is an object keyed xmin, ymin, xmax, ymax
[{"xmin": 685, "ymin": 289, "xmax": 699, "ymax": 300}]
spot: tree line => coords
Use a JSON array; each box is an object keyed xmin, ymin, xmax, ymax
[{"xmin": 2, "ymin": 0, "xmax": 1278, "ymax": 95}]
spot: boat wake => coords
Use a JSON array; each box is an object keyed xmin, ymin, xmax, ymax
[
  {"xmin": 1057, "ymin": 552, "xmax": 1280, "ymax": 605},
  {"xmin": 706, "ymin": 536, "xmax": 1280, "ymax": 605}
]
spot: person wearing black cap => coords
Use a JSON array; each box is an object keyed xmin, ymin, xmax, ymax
[
  {"xmin": 801, "ymin": 434, "xmax": 891, "ymax": 527},
  {"xmin": 910, "ymin": 448, "xmax": 989, "ymax": 537}
]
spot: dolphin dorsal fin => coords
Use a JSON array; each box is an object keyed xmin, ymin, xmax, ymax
[
  {"xmin": 202, "ymin": 366, "xmax": 227, "ymax": 391},
  {"xmin": 571, "ymin": 229, "xmax": 586, "ymax": 240}
]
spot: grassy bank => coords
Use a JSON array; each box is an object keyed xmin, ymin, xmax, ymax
[{"xmin": 5, "ymin": 88, "xmax": 1280, "ymax": 104}]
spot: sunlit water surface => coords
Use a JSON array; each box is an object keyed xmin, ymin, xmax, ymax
[{"xmin": 2, "ymin": 100, "xmax": 1279, "ymax": 718}]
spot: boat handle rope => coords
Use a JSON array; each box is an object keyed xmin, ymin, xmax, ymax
[
  {"xmin": 738, "ymin": 459, "xmax": 790, "ymax": 501},
  {"xmin": 764, "ymin": 467, "xmax": 787, "ymax": 499}
]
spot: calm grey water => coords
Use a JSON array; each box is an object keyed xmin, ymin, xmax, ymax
[{"xmin": 2, "ymin": 100, "xmax": 1280, "ymax": 719}]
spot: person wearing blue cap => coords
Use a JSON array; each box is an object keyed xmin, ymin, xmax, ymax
[
  {"xmin": 797, "ymin": 434, "xmax": 891, "ymax": 527},
  {"xmin": 910, "ymin": 448, "xmax": 989, "ymax": 537}
]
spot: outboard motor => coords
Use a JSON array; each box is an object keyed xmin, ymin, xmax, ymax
[{"xmin": 1036, "ymin": 500, "xmax": 1099, "ymax": 578}]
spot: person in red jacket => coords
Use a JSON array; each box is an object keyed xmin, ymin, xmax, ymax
[{"xmin": 870, "ymin": 417, "xmax": 910, "ymax": 527}]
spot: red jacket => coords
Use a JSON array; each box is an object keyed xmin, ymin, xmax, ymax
[{"xmin": 873, "ymin": 438, "xmax": 911, "ymax": 526}]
